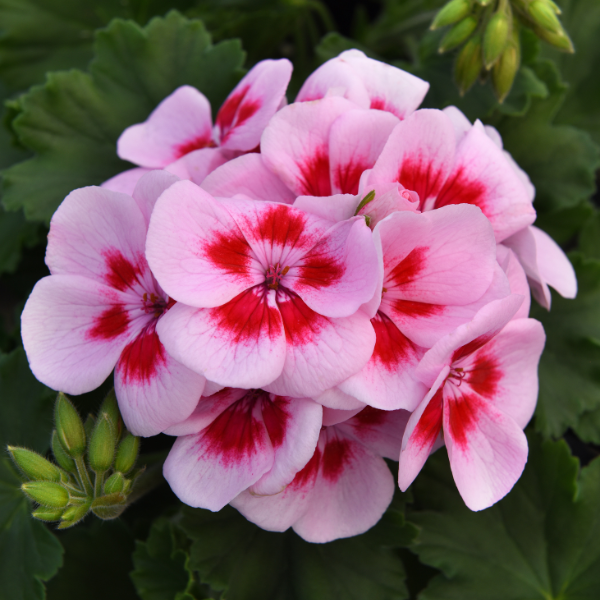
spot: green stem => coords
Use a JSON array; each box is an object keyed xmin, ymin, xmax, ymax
[
  {"xmin": 94, "ymin": 470, "xmax": 105, "ymax": 498},
  {"xmin": 75, "ymin": 456, "xmax": 93, "ymax": 497}
]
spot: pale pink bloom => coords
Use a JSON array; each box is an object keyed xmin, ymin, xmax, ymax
[
  {"xmin": 145, "ymin": 181, "xmax": 379, "ymax": 397},
  {"xmin": 163, "ymin": 388, "xmax": 323, "ymax": 511},
  {"xmin": 366, "ymin": 109, "xmax": 536, "ymax": 242},
  {"xmin": 102, "ymin": 59, "xmax": 293, "ymax": 194},
  {"xmin": 21, "ymin": 171, "xmax": 206, "ymax": 436},
  {"xmin": 399, "ymin": 295, "xmax": 545, "ymax": 511},
  {"xmin": 232, "ymin": 406, "xmax": 410, "ymax": 543},
  {"xmin": 296, "ymin": 49, "xmax": 429, "ymax": 120}
]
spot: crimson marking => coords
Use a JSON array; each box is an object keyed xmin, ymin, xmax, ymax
[
  {"xmin": 434, "ymin": 166, "xmax": 487, "ymax": 213},
  {"xmin": 447, "ymin": 391, "xmax": 483, "ymax": 449},
  {"xmin": 298, "ymin": 150, "xmax": 332, "ymax": 196},
  {"xmin": 371, "ymin": 311, "xmax": 416, "ymax": 371},
  {"xmin": 396, "ymin": 156, "xmax": 446, "ymax": 208},
  {"xmin": 174, "ymin": 134, "xmax": 215, "ymax": 158},
  {"xmin": 87, "ymin": 304, "xmax": 130, "ymax": 340},
  {"xmin": 102, "ymin": 249, "xmax": 143, "ymax": 292},
  {"xmin": 118, "ymin": 326, "xmax": 166, "ymax": 384},
  {"xmin": 410, "ymin": 388, "xmax": 443, "ymax": 452},
  {"xmin": 277, "ymin": 292, "xmax": 327, "ymax": 346},
  {"xmin": 261, "ymin": 396, "xmax": 291, "ymax": 449},
  {"xmin": 322, "ymin": 435, "xmax": 352, "ymax": 483}
]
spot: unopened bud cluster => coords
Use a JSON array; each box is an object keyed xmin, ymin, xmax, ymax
[
  {"xmin": 8, "ymin": 390, "xmax": 141, "ymax": 528},
  {"xmin": 431, "ymin": 0, "xmax": 574, "ymax": 101}
]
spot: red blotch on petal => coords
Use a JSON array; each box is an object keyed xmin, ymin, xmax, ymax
[
  {"xmin": 353, "ymin": 405, "xmax": 387, "ymax": 427},
  {"xmin": 204, "ymin": 228, "xmax": 253, "ymax": 282},
  {"xmin": 253, "ymin": 204, "xmax": 309, "ymax": 249},
  {"xmin": 452, "ymin": 334, "xmax": 494, "ymax": 363},
  {"xmin": 216, "ymin": 86, "xmax": 261, "ymax": 143},
  {"xmin": 322, "ymin": 435, "xmax": 352, "ymax": 483},
  {"xmin": 174, "ymin": 134, "xmax": 215, "ymax": 158},
  {"xmin": 117, "ymin": 325, "xmax": 167, "ymax": 384},
  {"xmin": 391, "ymin": 299, "xmax": 442, "ymax": 318},
  {"xmin": 334, "ymin": 160, "xmax": 369, "ymax": 195},
  {"xmin": 87, "ymin": 304, "xmax": 130, "ymax": 341},
  {"xmin": 370, "ymin": 97, "xmax": 387, "ymax": 111},
  {"xmin": 397, "ymin": 156, "xmax": 447, "ymax": 208},
  {"xmin": 410, "ymin": 388, "xmax": 443, "ymax": 452},
  {"xmin": 209, "ymin": 287, "xmax": 283, "ymax": 344},
  {"xmin": 261, "ymin": 396, "xmax": 291, "ymax": 449},
  {"xmin": 371, "ymin": 311, "xmax": 417, "ymax": 371},
  {"xmin": 290, "ymin": 446, "xmax": 321, "ymax": 490},
  {"xmin": 446, "ymin": 391, "xmax": 483, "ymax": 449},
  {"xmin": 295, "ymin": 239, "xmax": 345, "ymax": 291},
  {"xmin": 434, "ymin": 166, "xmax": 487, "ymax": 213},
  {"xmin": 102, "ymin": 249, "xmax": 144, "ymax": 292},
  {"xmin": 277, "ymin": 292, "xmax": 328, "ymax": 346},
  {"xmin": 298, "ymin": 150, "xmax": 332, "ymax": 196},
  {"xmin": 465, "ymin": 354, "xmax": 502, "ymax": 398},
  {"xmin": 202, "ymin": 392, "xmax": 269, "ymax": 467},
  {"xmin": 387, "ymin": 246, "xmax": 428, "ymax": 287}
]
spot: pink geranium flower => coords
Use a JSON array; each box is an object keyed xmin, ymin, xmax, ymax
[
  {"xmin": 231, "ymin": 406, "xmax": 410, "ymax": 543},
  {"xmin": 145, "ymin": 180, "xmax": 379, "ymax": 397},
  {"xmin": 21, "ymin": 171, "xmax": 206, "ymax": 436},
  {"xmin": 399, "ymin": 295, "xmax": 545, "ymax": 510},
  {"xmin": 102, "ymin": 59, "xmax": 293, "ymax": 194}
]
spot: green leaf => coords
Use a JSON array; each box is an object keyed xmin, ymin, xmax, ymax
[
  {"xmin": 531, "ymin": 253, "xmax": 600, "ymax": 443},
  {"xmin": 131, "ymin": 518, "xmax": 198, "ymax": 600},
  {"xmin": 180, "ymin": 494, "xmax": 416, "ymax": 600},
  {"xmin": 409, "ymin": 434, "xmax": 600, "ymax": 599},
  {"xmin": 0, "ymin": 205, "xmax": 43, "ymax": 274},
  {"xmin": 0, "ymin": 0, "xmax": 200, "ymax": 93},
  {"xmin": 579, "ymin": 210, "xmax": 600, "ymax": 260},
  {"xmin": 0, "ymin": 348, "xmax": 55, "ymax": 452},
  {"xmin": 0, "ymin": 458, "xmax": 64, "ymax": 600},
  {"xmin": 495, "ymin": 59, "xmax": 600, "ymax": 217},
  {"xmin": 2, "ymin": 11, "xmax": 245, "ymax": 222},
  {"xmin": 46, "ymin": 519, "xmax": 137, "ymax": 600}
]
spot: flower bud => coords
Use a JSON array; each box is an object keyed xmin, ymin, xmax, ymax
[
  {"xmin": 439, "ymin": 16, "xmax": 479, "ymax": 53},
  {"xmin": 22, "ymin": 481, "xmax": 69, "ymax": 508},
  {"xmin": 99, "ymin": 389, "xmax": 123, "ymax": 440},
  {"xmin": 51, "ymin": 430, "xmax": 76, "ymax": 473},
  {"xmin": 55, "ymin": 393, "xmax": 86, "ymax": 458},
  {"xmin": 483, "ymin": 11, "xmax": 510, "ymax": 68},
  {"xmin": 59, "ymin": 502, "xmax": 91, "ymax": 528},
  {"xmin": 493, "ymin": 35, "xmax": 520, "ymax": 102},
  {"xmin": 474, "ymin": 0, "xmax": 493, "ymax": 5},
  {"xmin": 83, "ymin": 414, "xmax": 96, "ymax": 440},
  {"xmin": 104, "ymin": 472, "xmax": 125, "ymax": 495},
  {"xmin": 8, "ymin": 446, "xmax": 61, "ymax": 482},
  {"xmin": 533, "ymin": 25, "xmax": 574, "ymax": 52},
  {"xmin": 114, "ymin": 433, "xmax": 140, "ymax": 474},
  {"xmin": 88, "ymin": 413, "xmax": 117, "ymax": 473},
  {"xmin": 92, "ymin": 505, "xmax": 126, "ymax": 520},
  {"xmin": 528, "ymin": 0, "xmax": 562, "ymax": 34},
  {"xmin": 32, "ymin": 507, "xmax": 64, "ymax": 522},
  {"xmin": 431, "ymin": 0, "xmax": 471, "ymax": 30},
  {"xmin": 455, "ymin": 34, "xmax": 483, "ymax": 95}
]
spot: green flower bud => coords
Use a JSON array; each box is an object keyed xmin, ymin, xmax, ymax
[
  {"xmin": 92, "ymin": 505, "xmax": 126, "ymax": 520},
  {"xmin": 528, "ymin": 0, "xmax": 562, "ymax": 34},
  {"xmin": 22, "ymin": 481, "xmax": 69, "ymax": 508},
  {"xmin": 431, "ymin": 0, "xmax": 471, "ymax": 30},
  {"xmin": 439, "ymin": 16, "xmax": 479, "ymax": 53},
  {"xmin": 483, "ymin": 11, "xmax": 510, "ymax": 68},
  {"xmin": 51, "ymin": 430, "xmax": 76, "ymax": 473},
  {"xmin": 122, "ymin": 478, "xmax": 132, "ymax": 494},
  {"xmin": 104, "ymin": 472, "xmax": 125, "ymax": 495},
  {"xmin": 55, "ymin": 393, "xmax": 86, "ymax": 458},
  {"xmin": 8, "ymin": 446, "xmax": 61, "ymax": 482},
  {"xmin": 533, "ymin": 25, "xmax": 574, "ymax": 52},
  {"xmin": 474, "ymin": 0, "xmax": 493, "ymax": 5},
  {"xmin": 493, "ymin": 36, "xmax": 520, "ymax": 102},
  {"xmin": 83, "ymin": 414, "xmax": 96, "ymax": 440},
  {"xmin": 99, "ymin": 389, "xmax": 123, "ymax": 440},
  {"xmin": 58, "ymin": 502, "xmax": 91, "ymax": 528},
  {"xmin": 32, "ymin": 507, "xmax": 64, "ymax": 522},
  {"xmin": 455, "ymin": 34, "xmax": 483, "ymax": 95},
  {"xmin": 91, "ymin": 492, "xmax": 127, "ymax": 519},
  {"xmin": 88, "ymin": 413, "xmax": 117, "ymax": 473},
  {"xmin": 114, "ymin": 433, "xmax": 140, "ymax": 474}
]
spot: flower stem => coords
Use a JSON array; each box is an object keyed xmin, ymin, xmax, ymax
[{"xmin": 75, "ymin": 456, "xmax": 93, "ymax": 497}]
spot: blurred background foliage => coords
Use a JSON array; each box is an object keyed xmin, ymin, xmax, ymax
[{"xmin": 0, "ymin": 1, "xmax": 599, "ymax": 599}]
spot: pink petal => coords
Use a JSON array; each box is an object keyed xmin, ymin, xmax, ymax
[
  {"xmin": 497, "ymin": 244, "xmax": 531, "ymax": 319},
  {"xmin": 146, "ymin": 180, "xmax": 263, "ymax": 307},
  {"xmin": 165, "ymin": 147, "xmax": 231, "ymax": 185},
  {"xmin": 356, "ymin": 182, "xmax": 420, "ymax": 228},
  {"xmin": 114, "ymin": 325, "xmax": 206, "ymax": 436},
  {"xmin": 156, "ymin": 288, "xmax": 286, "ymax": 389},
  {"xmin": 338, "ymin": 311, "xmax": 427, "ymax": 411},
  {"xmin": 329, "ymin": 109, "xmax": 400, "ymax": 195},
  {"xmin": 201, "ymin": 153, "xmax": 295, "ymax": 204},
  {"xmin": 434, "ymin": 121, "xmax": 536, "ymax": 241},
  {"xmin": 286, "ymin": 217, "xmax": 379, "ymax": 318},
  {"xmin": 46, "ymin": 186, "xmax": 150, "ymax": 288},
  {"xmin": 118, "ymin": 86, "xmax": 214, "ymax": 168},
  {"xmin": 163, "ymin": 394, "xmax": 275, "ymax": 511},
  {"xmin": 443, "ymin": 383, "xmax": 528, "ymax": 511},
  {"xmin": 216, "ymin": 59, "xmax": 293, "ymax": 151},
  {"xmin": 21, "ymin": 275, "xmax": 138, "ymax": 394},
  {"xmin": 369, "ymin": 109, "xmax": 456, "ymax": 207},
  {"xmin": 313, "ymin": 387, "xmax": 367, "ymax": 411},
  {"xmin": 398, "ymin": 367, "xmax": 448, "ymax": 491},
  {"xmin": 101, "ymin": 168, "xmax": 151, "ymax": 195},
  {"xmin": 163, "ymin": 388, "xmax": 247, "ymax": 436},
  {"xmin": 261, "ymin": 97, "xmax": 357, "ymax": 196},
  {"xmin": 264, "ymin": 293, "xmax": 376, "ymax": 397},
  {"xmin": 322, "ymin": 406, "xmax": 365, "ymax": 426},
  {"xmin": 250, "ymin": 396, "xmax": 323, "ymax": 496},
  {"xmin": 131, "ymin": 170, "xmax": 180, "ymax": 226},
  {"xmin": 293, "ymin": 193, "xmax": 359, "ymax": 223}
]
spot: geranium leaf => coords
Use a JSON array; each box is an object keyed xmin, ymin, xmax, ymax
[
  {"xmin": 179, "ymin": 494, "xmax": 416, "ymax": 600},
  {"xmin": 1, "ymin": 11, "xmax": 245, "ymax": 222},
  {"xmin": 0, "ymin": 458, "xmax": 64, "ymax": 600},
  {"xmin": 530, "ymin": 253, "xmax": 600, "ymax": 443},
  {"xmin": 409, "ymin": 433, "xmax": 600, "ymax": 599},
  {"xmin": 131, "ymin": 518, "xmax": 200, "ymax": 600}
]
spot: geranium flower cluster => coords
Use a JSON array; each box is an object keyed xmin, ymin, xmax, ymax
[{"xmin": 22, "ymin": 51, "xmax": 576, "ymax": 543}]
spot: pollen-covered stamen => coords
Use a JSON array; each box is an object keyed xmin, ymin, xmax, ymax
[
  {"xmin": 142, "ymin": 292, "xmax": 168, "ymax": 318},
  {"xmin": 265, "ymin": 263, "xmax": 290, "ymax": 290},
  {"xmin": 447, "ymin": 366, "xmax": 466, "ymax": 387}
]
